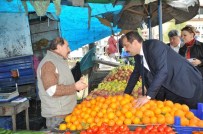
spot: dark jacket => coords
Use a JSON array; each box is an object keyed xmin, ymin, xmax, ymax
[
  {"xmin": 124, "ymin": 39, "xmax": 202, "ymax": 99},
  {"xmin": 179, "ymin": 40, "xmax": 203, "ymax": 76}
]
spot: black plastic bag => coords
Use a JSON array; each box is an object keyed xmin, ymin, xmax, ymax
[{"xmin": 71, "ymin": 62, "xmax": 82, "ymax": 82}]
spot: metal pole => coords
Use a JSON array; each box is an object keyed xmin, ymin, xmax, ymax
[
  {"xmin": 148, "ymin": 4, "xmax": 152, "ymax": 39},
  {"xmin": 158, "ymin": 0, "xmax": 163, "ymax": 41}
]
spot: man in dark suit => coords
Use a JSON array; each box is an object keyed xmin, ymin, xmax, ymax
[{"xmin": 123, "ymin": 31, "xmax": 203, "ymax": 109}]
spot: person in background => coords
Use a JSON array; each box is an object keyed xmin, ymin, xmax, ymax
[
  {"xmin": 195, "ymin": 30, "xmax": 201, "ymax": 42},
  {"xmin": 37, "ymin": 37, "xmax": 87, "ymax": 129},
  {"xmin": 179, "ymin": 25, "xmax": 203, "ymax": 76},
  {"xmin": 122, "ymin": 31, "xmax": 203, "ymax": 109},
  {"xmin": 106, "ymin": 35, "xmax": 118, "ymax": 59},
  {"xmin": 167, "ymin": 30, "xmax": 183, "ymax": 53},
  {"xmin": 118, "ymin": 35, "xmax": 124, "ymax": 57}
]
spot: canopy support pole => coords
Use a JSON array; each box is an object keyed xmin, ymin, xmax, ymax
[
  {"xmin": 148, "ymin": 4, "xmax": 152, "ymax": 39},
  {"xmin": 158, "ymin": 0, "xmax": 163, "ymax": 41}
]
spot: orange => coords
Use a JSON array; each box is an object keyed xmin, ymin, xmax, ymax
[
  {"xmin": 132, "ymin": 117, "xmax": 141, "ymax": 124},
  {"xmin": 90, "ymin": 99, "xmax": 96, "ymax": 105},
  {"xmin": 119, "ymin": 115, "xmax": 126, "ymax": 121},
  {"xmin": 110, "ymin": 97, "xmax": 117, "ymax": 103},
  {"xmin": 65, "ymin": 115, "xmax": 71, "ymax": 123},
  {"xmin": 198, "ymin": 120, "xmax": 203, "ymax": 127},
  {"xmin": 116, "ymin": 110, "xmax": 122, "ymax": 117},
  {"xmin": 93, "ymin": 106, "xmax": 100, "ymax": 112},
  {"xmin": 90, "ymin": 123, "xmax": 96, "ymax": 128},
  {"xmin": 181, "ymin": 117, "xmax": 189, "ymax": 126},
  {"xmin": 148, "ymin": 100, "xmax": 157, "ymax": 107},
  {"xmin": 116, "ymin": 119, "xmax": 123, "ymax": 126},
  {"xmin": 143, "ymin": 110, "xmax": 154, "ymax": 117},
  {"xmin": 142, "ymin": 116, "xmax": 150, "ymax": 124},
  {"xmin": 107, "ymin": 112, "xmax": 115, "ymax": 120},
  {"xmin": 72, "ymin": 109, "xmax": 80, "ymax": 115},
  {"xmin": 139, "ymin": 106, "xmax": 147, "ymax": 111},
  {"xmin": 174, "ymin": 103, "xmax": 182, "ymax": 109},
  {"xmin": 174, "ymin": 109, "xmax": 185, "ymax": 118},
  {"xmin": 130, "ymin": 108, "xmax": 137, "ymax": 114},
  {"xmin": 107, "ymin": 108, "xmax": 114, "ymax": 113},
  {"xmin": 59, "ymin": 123, "xmax": 67, "ymax": 130},
  {"xmin": 86, "ymin": 117, "xmax": 94, "ymax": 124},
  {"xmin": 101, "ymin": 109, "xmax": 107, "ymax": 114},
  {"xmin": 150, "ymin": 116, "xmax": 157, "ymax": 124},
  {"xmin": 81, "ymin": 107, "xmax": 87, "ymax": 112},
  {"xmin": 154, "ymin": 108, "xmax": 161, "ymax": 115},
  {"xmin": 161, "ymin": 106, "xmax": 171, "ymax": 115},
  {"xmin": 97, "ymin": 112, "xmax": 103, "ymax": 118},
  {"xmin": 165, "ymin": 115, "xmax": 174, "ymax": 125},
  {"xmin": 157, "ymin": 115, "xmax": 165, "ymax": 124},
  {"xmin": 135, "ymin": 110, "xmax": 143, "ymax": 118},
  {"xmin": 76, "ymin": 124, "xmax": 83, "ymax": 130},
  {"xmin": 108, "ymin": 120, "xmax": 116, "ymax": 126},
  {"xmin": 164, "ymin": 100, "xmax": 174, "ymax": 107},
  {"xmin": 84, "ymin": 101, "xmax": 91, "ymax": 108},
  {"xmin": 109, "ymin": 103, "xmax": 117, "ymax": 109},
  {"xmin": 96, "ymin": 96, "xmax": 103, "ymax": 102},
  {"xmin": 69, "ymin": 124, "xmax": 77, "ymax": 131},
  {"xmin": 117, "ymin": 95, "xmax": 124, "ymax": 101},
  {"xmin": 185, "ymin": 111, "xmax": 195, "ymax": 120},
  {"xmin": 189, "ymin": 117, "xmax": 199, "ymax": 126},
  {"xmin": 103, "ymin": 117, "xmax": 109, "ymax": 123},
  {"xmin": 94, "ymin": 116, "xmax": 101, "ymax": 123},
  {"xmin": 90, "ymin": 110, "xmax": 97, "ymax": 117},
  {"xmin": 121, "ymin": 107, "xmax": 129, "ymax": 114},
  {"xmin": 83, "ymin": 114, "xmax": 89, "ymax": 120},
  {"xmin": 124, "ymin": 118, "xmax": 132, "ymax": 125},
  {"xmin": 125, "ymin": 111, "xmax": 133, "ymax": 118},
  {"xmin": 143, "ymin": 103, "xmax": 150, "ymax": 109},
  {"xmin": 181, "ymin": 104, "xmax": 190, "ymax": 112},
  {"xmin": 70, "ymin": 115, "xmax": 77, "ymax": 123},
  {"xmin": 120, "ymin": 99, "xmax": 128, "ymax": 106},
  {"xmin": 85, "ymin": 108, "xmax": 91, "ymax": 114}
]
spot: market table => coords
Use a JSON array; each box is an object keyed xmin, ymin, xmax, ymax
[{"xmin": 0, "ymin": 100, "xmax": 30, "ymax": 131}]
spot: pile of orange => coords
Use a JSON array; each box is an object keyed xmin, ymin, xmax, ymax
[{"xmin": 59, "ymin": 95, "xmax": 203, "ymax": 131}]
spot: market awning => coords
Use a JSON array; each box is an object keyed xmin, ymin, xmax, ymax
[{"xmin": 0, "ymin": 0, "xmax": 122, "ymax": 51}]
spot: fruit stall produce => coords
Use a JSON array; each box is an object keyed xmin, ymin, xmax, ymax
[
  {"xmin": 86, "ymin": 65, "xmax": 142, "ymax": 100},
  {"xmin": 55, "ymin": 65, "xmax": 203, "ymax": 134}
]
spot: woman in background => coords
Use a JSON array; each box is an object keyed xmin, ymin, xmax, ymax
[{"xmin": 179, "ymin": 25, "xmax": 203, "ymax": 76}]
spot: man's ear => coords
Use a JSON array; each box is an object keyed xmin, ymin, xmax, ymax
[{"xmin": 132, "ymin": 39, "xmax": 138, "ymax": 45}]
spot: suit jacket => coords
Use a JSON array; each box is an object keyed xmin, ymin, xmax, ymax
[{"xmin": 125, "ymin": 39, "xmax": 202, "ymax": 99}]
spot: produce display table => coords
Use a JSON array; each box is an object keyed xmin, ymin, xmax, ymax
[{"xmin": 0, "ymin": 100, "xmax": 30, "ymax": 131}]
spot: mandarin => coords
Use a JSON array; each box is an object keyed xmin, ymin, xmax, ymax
[{"xmin": 59, "ymin": 123, "xmax": 67, "ymax": 130}]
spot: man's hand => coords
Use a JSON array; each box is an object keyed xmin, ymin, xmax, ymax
[
  {"xmin": 133, "ymin": 96, "xmax": 150, "ymax": 108},
  {"xmin": 75, "ymin": 77, "xmax": 88, "ymax": 91}
]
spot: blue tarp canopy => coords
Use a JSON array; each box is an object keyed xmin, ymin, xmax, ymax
[{"xmin": 0, "ymin": 0, "xmax": 122, "ymax": 51}]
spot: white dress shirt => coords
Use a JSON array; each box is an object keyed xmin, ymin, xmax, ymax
[
  {"xmin": 170, "ymin": 43, "xmax": 181, "ymax": 53},
  {"xmin": 140, "ymin": 45, "xmax": 150, "ymax": 71}
]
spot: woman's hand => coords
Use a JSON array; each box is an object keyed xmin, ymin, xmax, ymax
[{"xmin": 191, "ymin": 58, "xmax": 201, "ymax": 66}]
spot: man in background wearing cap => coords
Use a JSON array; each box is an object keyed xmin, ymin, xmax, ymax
[{"xmin": 167, "ymin": 30, "xmax": 184, "ymax": 53}]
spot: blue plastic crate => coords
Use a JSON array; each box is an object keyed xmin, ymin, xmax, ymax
[
  {"xmin": 173, "ymin": 103, "xmax": 203, "ymax": 134},
  {"xmin": 173, "ymin": 116, "xmax": 203, "ymax": 134},
  {"xmin": 190, "ymin": 103, "xmax": 203, "ymax": 120},
  {"xmin": 0, "ymin": 117, "xmax": 12, "ymax": 130}
]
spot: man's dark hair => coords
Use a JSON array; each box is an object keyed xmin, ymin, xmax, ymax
[
  {"xmin": 49, "ymin": 37, "xmax": 65, "ymax": 50},
  {"xmin": 125, "ymin": 31, "xmax": 143, "ymax": 43},
  {"xmin": 168, "ymin": 30, "xmax": 179, "ymax": 38}
]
